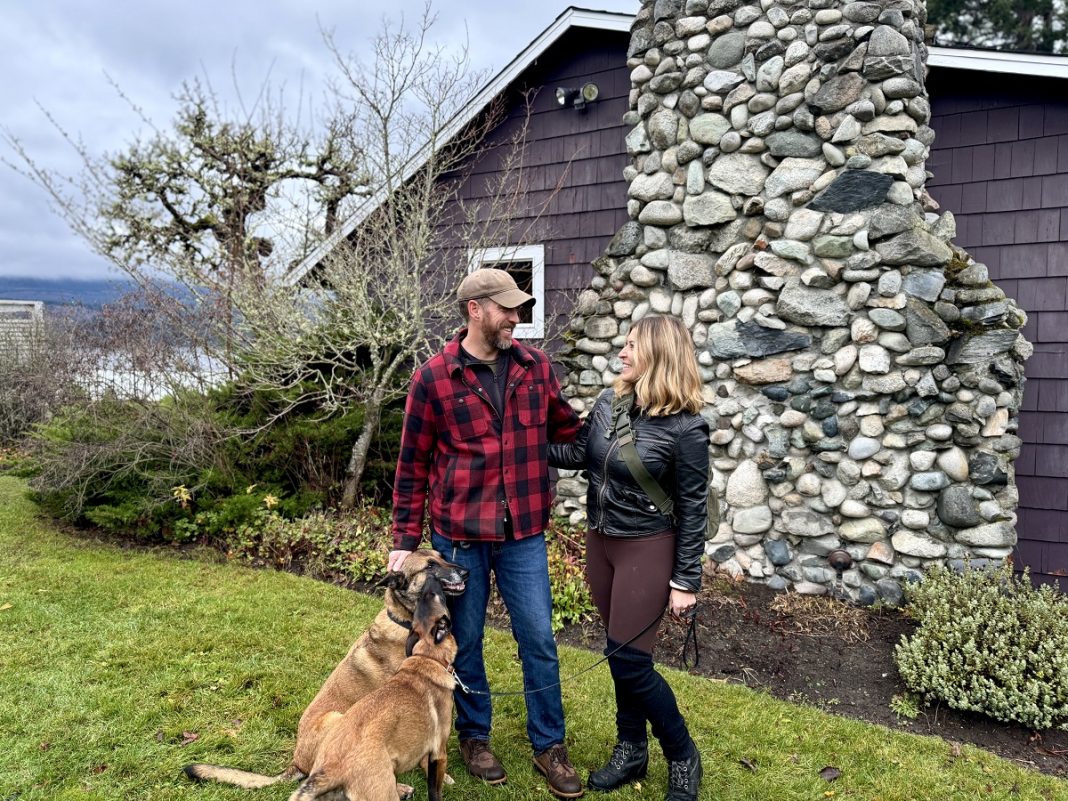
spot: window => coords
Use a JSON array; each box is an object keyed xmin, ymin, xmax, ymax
[{"xmin": 467, "ymin": 244, "xmax": 545, "ymax": 338}]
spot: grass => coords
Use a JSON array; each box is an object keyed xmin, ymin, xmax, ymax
[{"xmin": 0, "ymin": 474, "xmax": 1064, "ymax": 801}]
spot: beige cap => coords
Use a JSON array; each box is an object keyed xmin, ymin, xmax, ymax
[{"xmin": 457, "ymin": 268, "xmax": 535, "ymax": 308}]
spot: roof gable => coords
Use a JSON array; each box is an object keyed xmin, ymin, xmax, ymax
[{"xmin": 286, "ymin": 6, "xmax": 1068, "ymax": 285}]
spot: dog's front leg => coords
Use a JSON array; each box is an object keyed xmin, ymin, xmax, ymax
[{"xmin": 426, "ymin": 753, "xmax": 447, "ymax": 801}]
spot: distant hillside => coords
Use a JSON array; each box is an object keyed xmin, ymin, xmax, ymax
[{"xmin": 1, "ymin": 276, "xmax": 141, "ymax": 310}]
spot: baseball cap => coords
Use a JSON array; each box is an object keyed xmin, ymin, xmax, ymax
[{"xmin": 457, "ymin": 268, "xmax": 536, "ymax": 309}]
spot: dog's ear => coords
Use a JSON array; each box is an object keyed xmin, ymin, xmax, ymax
[
  {"xmin": 377, "ymin": 571, "xmax": 408, "ymax": 592},
  {"xmin": 433, "ymin": 615, "xmax": 451, "ymax": 645}
]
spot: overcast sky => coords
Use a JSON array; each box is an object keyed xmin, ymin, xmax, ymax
[{"xmin": 1, "ymin": 0, "xmax": 639, "ymax": 282}]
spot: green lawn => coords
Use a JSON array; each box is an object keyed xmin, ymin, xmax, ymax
[{"xmin": 0, "ymin": 475, "xmax": 1063, "ymax": 800}]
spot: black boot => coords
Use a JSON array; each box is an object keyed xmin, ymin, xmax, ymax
[
  {"xmin": 587, "ymin": 740, "xmax": 648, "ymax": 791},
  {"xmin": 664, "ymin": 744, "xmax": 702, "ymax": 801}
]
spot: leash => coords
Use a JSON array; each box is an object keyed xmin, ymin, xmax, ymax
[
  {"xmin": 453, "ymin": 604, "xmax": 700, "ymax": 698},
  {"xmin": 680, "ymin": 607, "xmax": 700, "ymax": 670}
]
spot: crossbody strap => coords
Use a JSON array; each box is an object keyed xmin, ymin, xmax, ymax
[{"xmin": 611, "ymin": 394, "xmax": 675, "ymax": 518}]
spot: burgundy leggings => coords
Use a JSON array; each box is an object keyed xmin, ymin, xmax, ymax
[{"xmin": 585, "ymin": 528, "xmax": 675, "ymax": 654}]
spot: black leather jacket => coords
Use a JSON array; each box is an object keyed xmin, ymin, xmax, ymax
[{"xmin": 549, "ymin": 389, "xmax": 709, "ymax": 592}]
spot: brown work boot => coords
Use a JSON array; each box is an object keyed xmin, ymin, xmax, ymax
[
  {"xmin": 459, "ymin": 738, "xmax": 507, "ymax": 785},
  {"xmin": 533, "ymin": 743, "xmax": 584, "ymax": 798}
]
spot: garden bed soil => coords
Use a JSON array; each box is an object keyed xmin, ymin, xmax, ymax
[{"xmin": 530, "ymin": 577, "xmax": 1068, "ymax": 780}]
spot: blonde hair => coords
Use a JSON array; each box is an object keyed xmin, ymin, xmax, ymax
[{"xmin": 614, "ymin": 315, "xmax": 704, "ymax": 415}]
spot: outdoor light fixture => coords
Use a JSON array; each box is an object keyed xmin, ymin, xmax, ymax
[{"xmin": 555, "ymin": 82, "xmax": 599, "ymax": 111}]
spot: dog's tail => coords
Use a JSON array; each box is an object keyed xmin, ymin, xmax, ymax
[{"xmin": 183, "ymin": 762, "xmax": 302, "ymax": 788}]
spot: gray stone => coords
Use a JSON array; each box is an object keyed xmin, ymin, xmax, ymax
[
  {"xmin": 736, "ymin": 319, "xmax": 812, "ymax": 357},
  {"xmin": 848, "ymin": 436, "xmax": 881, "ymax": 460},
  {"xmin": 606, "ymin": 221, "xmax": 642, "ymax": 257},
  {"xmin": 876, "ymin": 578, "xmax": 904, "ymax": 606},
  {"xmin": 946, "ymin": 330, "xmax": 1019, "ymax": 365},
  {"xmin": 726, "ymin": 459, "xmax": 769, "ymax": 506},
  {"xmin": 708, "ymin": 153, "xmax": 769, "ymax": 195},
  {"xmin": 777, "ymin": 282, "xmax": 852, "ymax": 327},
  {"xmin": 765, "ymin": 157, "xmax": 826, "ymax": 198},
  {"xmin": 875, "ymin": 230, "xmax": 953, "ymax": 266},
  {"xmin": 902, "ymin": 269, "xmax": 946, "ymax": 302},
  {"xmin": 937, "ymin": 485, "xmax": 982, "ymax": 528},
  {"xmin": 840, "ymin": 517, "xmax": 886, "ymax": 543},
  {"xmin": 782, "ymin": 507, "xmax": 833, "ymax": 538},
  {"xmin": 638, "ymin": 200, "xmax": 683, "ymax": 225},
  {"xmin": 668, "ymin": 251, "xmax": 716, "ymax": 290},
  {"xmin": 764, "ymin": 538, "xmax": 792, "ymax": 566},
  {"xmin": 868, "ymin": 308, "xmax": 906, "ymax": 331},
  {"xmin": 708, "ymin": 31, "xmax": 746, "ymax": 68},
  {"xmin": 808, "ymin": 171, "xmax": 894, "ymax": 213},
  {"xmin": 955, "ymin": 522, "xmax": 1016, "ymax": 548},
  {"xmin": 629, "ymin": 172, "xmax": 676, "ymax": 201},
  {"xmin": 891, "ymin": 530, "xmax": 947, "ymax": 558},
  {"xmin": 910, "ymin": 471, "xmax": 951, "ymax": 492},
  {"xmin": 704, "ymin": 70, "xmax": 747, "ymax": 93},
  {"xmin": 706, "ymin": 322, "xmax": 748, "ymax": 359},
  {"xmin": 648, "ymin": 108, "xmax": 680, "ymax": 149},
  {"xmin": 868, "ymin": 203, "xmax": 922, "ymax": 241},
  {"xmin": 904, "ymin": 298, "xmax": 952, "ymax": 346},
  {"xmin": 683, "ymin": 191, "xmax": 737, "ymax": 226},
  {"xmin": 866, "ymin": 25, "xmax": 912, "ymax": 57},
  {"xmin": 766, "ymin": 131, "xmax": 823, "ymax": 158},
  {"xmin": 733, "ymin": 505, "xmax": 774, "ymax": 534},
  {"xmin": 970, "ymin": 451, "xmax": 1008, "ymax": 486},
  {"xmin": 812, "ymin": 72, "xmax": 866, "ymax": 112},
  {"xmin": 690, "ymin": 113, "xmax": 732, "ymax": 144}
]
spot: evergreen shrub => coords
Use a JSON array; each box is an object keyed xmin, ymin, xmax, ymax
[{"xmin": 894, "ymin": 564, "xmax": 1068, "ymax": 731}]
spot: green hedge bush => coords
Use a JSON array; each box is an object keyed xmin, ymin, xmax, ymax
[{"xmin": 894, "ymin": 564, "xmax": 1068, "ymax": 731}]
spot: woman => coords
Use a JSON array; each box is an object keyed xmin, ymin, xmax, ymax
[{"xmin": 550, "ymin": 315, "xmax": 708, "ymax": 801}]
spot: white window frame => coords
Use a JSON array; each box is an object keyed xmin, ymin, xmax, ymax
[{"xmin": 466, "ymin": 244, "xmax": 545, "ymax": 339}]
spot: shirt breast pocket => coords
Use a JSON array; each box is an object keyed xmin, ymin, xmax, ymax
[
  {"xmin": 516, "ymin": 382, "xmax": 547, "ymax": 427},
  {"xmin": 443, "ymin": 395, "xmax": 490, "ymax": 441}
]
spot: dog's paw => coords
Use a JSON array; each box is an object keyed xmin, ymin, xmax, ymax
[
  {"xmin": 444, "ymin": 772, "xmax": 455, "ymax": 785},
  {"xmin": 397, "ymin": 782, "xmax": 415, "ymax": 800}
]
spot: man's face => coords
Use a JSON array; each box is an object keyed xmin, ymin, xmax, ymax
[{"xmin": 476, "ymin": 299, "xmax": 522, "ymax": 350}]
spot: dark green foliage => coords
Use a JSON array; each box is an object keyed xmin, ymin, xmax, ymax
[
  {"xmin": 25, "ymin": 375, "xmax": 405, "ymax": 542},
  {"xmin": 895, "ymin": 564, "xmax": 1068, "ymax": 731},
  {"xmin": 927, "ymin": 0, "xmax": 1067, "ymax": 53}
]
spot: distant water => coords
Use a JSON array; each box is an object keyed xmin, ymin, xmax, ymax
[{"xmin": 0, "ymin": 276, "xmax": 142, "ymax": 309}]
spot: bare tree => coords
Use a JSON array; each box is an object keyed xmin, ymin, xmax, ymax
[{"xmin": 229, "ymin": 3, "xmax": 576, "ymax": 507}]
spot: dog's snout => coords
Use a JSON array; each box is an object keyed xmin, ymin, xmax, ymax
[{"xmin": 455, "ymin": 566, "xmax": 469, "ymax": 582}]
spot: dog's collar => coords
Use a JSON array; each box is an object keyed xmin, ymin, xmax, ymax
[{"xmin": 387, "ymin": 609, "xmax": 413, "ymax": 630}]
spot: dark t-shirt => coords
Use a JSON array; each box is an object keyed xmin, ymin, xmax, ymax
[{"xmin": 460, "ymin": 345, "xmax": 510, "ymax": 424}]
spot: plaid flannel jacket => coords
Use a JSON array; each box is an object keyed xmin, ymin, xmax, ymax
[{"xmin": 392, "ymin": 330, "xmax": 581, "ymax": 549}]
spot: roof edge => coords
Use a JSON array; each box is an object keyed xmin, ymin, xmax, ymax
[
  {"xmin": 285, "ymin": 8, "xmax": 632, "ymax": 285},
  {"xmin": 928, "ymin": 46, "xmax": 1068, "ymax": 79},
  {"xmin": 286, "ymin": 8, "xmax": 1068, "ymax": 285}
]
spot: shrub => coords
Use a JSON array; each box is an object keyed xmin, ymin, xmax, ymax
[
  {"xmin": 227, "ymin": 506, "xmax": 392, "ymax": 583},
  {"xmin": 894, "ymin": 564, "xmax": 1068, "ymax": 731},
  {"xmin": 544, "ymin": 518, "xmax": 596, "ymax": 632}
]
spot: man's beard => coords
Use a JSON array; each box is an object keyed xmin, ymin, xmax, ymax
[{"xmin": 481, "ymin": 317, "xmax": 513, "ymax": 351}]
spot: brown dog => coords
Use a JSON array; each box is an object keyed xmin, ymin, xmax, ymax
[
  {"xmin": 287, "ymin": 574, "xmax": 458, "ymax": 801},
  {"xmin": 184, "ymin": 549, "xmax": 467, "ymax": 791}
]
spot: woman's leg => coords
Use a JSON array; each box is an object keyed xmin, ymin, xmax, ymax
[{"xmin": 599, "ymin": 533, "xmax": 694, "ymax": 760}]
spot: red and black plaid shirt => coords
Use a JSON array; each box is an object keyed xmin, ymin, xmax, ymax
[{"xmin": 392, "ymin": 329, "xmax": 581, "ymax": 549}]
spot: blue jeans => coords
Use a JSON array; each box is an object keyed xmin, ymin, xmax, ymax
[{"xmin": 431, "ymin": 531, "xmax": 564, "ymax": 753}]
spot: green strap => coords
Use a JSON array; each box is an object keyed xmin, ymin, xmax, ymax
[{"xmin": 612, "ymin": 394, "xmax": 675, "ymax": 518}]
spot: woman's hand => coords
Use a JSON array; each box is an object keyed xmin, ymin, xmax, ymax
[{"xmin": 668, "ymin": 588, "xmax": 697, "ymax": 621}]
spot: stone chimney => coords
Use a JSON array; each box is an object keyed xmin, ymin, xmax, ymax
[{"xmin": 556, "ymin": 0, "xmax": 1032, "ymax": 605}]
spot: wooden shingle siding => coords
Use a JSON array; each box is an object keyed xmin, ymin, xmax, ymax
[
  {"xmin": 928, "ymin": 68, "xmax": 1068, "ymax": 585},
  {"xmin": 445, "ymin": 28, "xmax": 629, "ymax": 335}
]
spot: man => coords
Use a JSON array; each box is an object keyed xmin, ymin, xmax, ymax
[{"xmin": 389, "ymin": 268, "xmax": 584, "ymax": 799}]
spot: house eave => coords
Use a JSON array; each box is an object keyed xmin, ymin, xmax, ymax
[{"xmin": 286, "ymin": 7, "xmax": 1068, "ymax": 286}]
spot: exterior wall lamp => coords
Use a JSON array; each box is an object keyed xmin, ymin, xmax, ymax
[{"xmin": 555, "ymin": 82, "xmax": 599, "ymax": 111}]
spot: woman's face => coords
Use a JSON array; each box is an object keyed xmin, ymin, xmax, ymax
[{"xmin": 619, "ymin": 332, "xmax": 640, "ymax": 382}]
